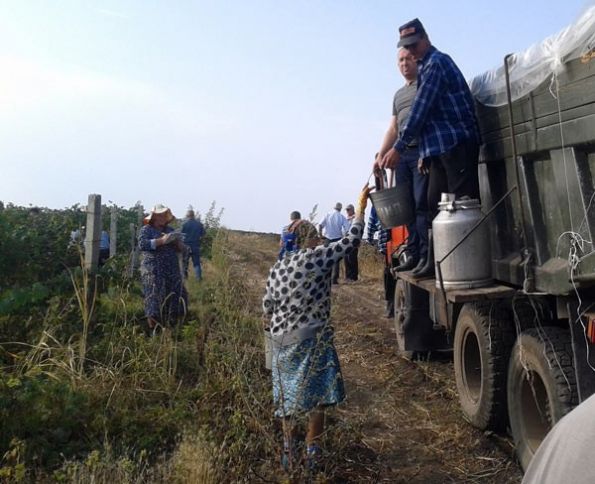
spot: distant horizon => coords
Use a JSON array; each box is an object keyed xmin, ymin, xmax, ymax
[
  {"xmin": 0, "ymin": 197, "xmax": 283, "ymax": 234},
  {"xmin": 1, "ymin": 1, "xmax": 592, "ymax": 233}
]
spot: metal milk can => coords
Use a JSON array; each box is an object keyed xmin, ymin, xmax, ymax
[{"xmin": 433, "ymin": 194, "xmax": 493, "ymax": 289}]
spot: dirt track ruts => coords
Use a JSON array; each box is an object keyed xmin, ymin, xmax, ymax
[{"xmin": 229, "ymin": 230, "xmax": 523, "ymax": 483}]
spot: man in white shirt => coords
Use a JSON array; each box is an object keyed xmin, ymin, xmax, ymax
[{"xmin": 319, "ymin": 202, "xmax": 350, "ymax": 284}]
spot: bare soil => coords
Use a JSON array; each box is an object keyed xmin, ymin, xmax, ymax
[{"xmin": 228, "ymin": 230, "xmax": 523, "ymax": 483}]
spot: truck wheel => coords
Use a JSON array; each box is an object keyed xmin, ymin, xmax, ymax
[
  {"xmin": 507, "ymin": 327, "xmax": 577, "ymax": 471},
  {"xmin": 454, "ymin": 303, "xmax": 515, "ymax": 430},
  {"xmin": 394, "ymin": 279, "xmax": 413, "ymax": 359}
]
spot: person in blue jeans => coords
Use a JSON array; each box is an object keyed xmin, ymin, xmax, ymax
[
  {"xmin": 181, "ymin": 209, "xmax": 205, "ymax": 280},
  {"xmin": 395, "ymin": 145, "xmax": 429, "ymax": 273},
  {"xmin": 374, "ymin": 48, "xmax": 429, "ymax": 273},
  {"xmin": 378, "ymin": 19, "xmax": 481, "ymax": 277},
  {"xmin": 98, "ymin": 230, "xmax": 110, "ymax": 267}
]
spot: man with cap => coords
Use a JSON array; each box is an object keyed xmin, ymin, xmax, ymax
[
  {"xmin": 343, "ymin": 204, "xmax": 359, "ymax": 281},
  {"xmin": 319, "ymin": 202, "xmax": 350, "ymax": 284},
  {"xmin": 376, "ymin": 18, "xmax": 481, "ymax": 277},
  {"xmin": 375, "ymin": 46, "xmax": 429, "ymax": 275}
]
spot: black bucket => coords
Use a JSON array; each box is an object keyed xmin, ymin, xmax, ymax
[{"xmin": 370, "ymin": 181, "xmax": 414, "ymax": 229}]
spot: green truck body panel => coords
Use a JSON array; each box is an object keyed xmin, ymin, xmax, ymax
[{"xmin": 476, "ymin": 56, "xmax": 595, "ymax": 295}]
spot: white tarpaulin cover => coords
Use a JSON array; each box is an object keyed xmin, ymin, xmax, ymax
[{"xmin": 470, "ymin": 4, "xmax": 595, "ymax": 106}]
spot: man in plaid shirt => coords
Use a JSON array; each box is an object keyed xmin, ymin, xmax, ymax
[{"xmin": 376, "ymin": 18, "xmax": 481, "ymax": 277}]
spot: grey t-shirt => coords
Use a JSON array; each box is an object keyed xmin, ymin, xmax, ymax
[{"xmin": 392, "ymin": 81, "xmax": 417, "ymax": 143}]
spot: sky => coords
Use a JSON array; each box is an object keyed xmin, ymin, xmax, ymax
[{"xmin": 1, "ymin": 0, "xmax": 593, "ymax": 233}]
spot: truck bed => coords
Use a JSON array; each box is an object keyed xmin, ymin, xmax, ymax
[{"xmin": 397, "ymin": 271, "xmax": 517, "ymax": 303}]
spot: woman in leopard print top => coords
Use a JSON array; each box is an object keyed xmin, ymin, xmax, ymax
[{"xmin": 262, "ymin": 185, "xmax": 370, "ymax": 470}]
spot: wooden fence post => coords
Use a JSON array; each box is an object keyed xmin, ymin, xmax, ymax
[
  {"xmin": 110, "ymin": 206, "xmax": 118, "ymax": 257},
  {"xmin": 84, "ymin": 194, "xmax": 101, "ymax": 271},
  {"xmin": 128, "ymin": 204, "xmax": 144, "ymax": 277}
]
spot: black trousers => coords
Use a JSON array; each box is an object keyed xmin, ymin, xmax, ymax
[
  {"xmin": 426, "ymin": 139, "xmax": 480, "ymax": 218},
  {"xmin": 326, "ymin": 238, "xmax": 341, "ymax": 283},
  {"xmin": 98, "ymin": 248, "xmax": 110, "ymax": 267},
  {"xmin": 344, "ymin": 246, "xmax": 359, "ymax": 281},
  {"xmin": 384, "ymin": 265, "xmax": 396, "ymax": 304}
]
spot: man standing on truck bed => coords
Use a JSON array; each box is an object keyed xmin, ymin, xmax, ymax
[
  {"xmin": 376, "ymin": 18, "xmax": 481, "ymax": 277},
  {"xmin": 375, "ymin": 46, "xmax": 429, "ymax": 275}
]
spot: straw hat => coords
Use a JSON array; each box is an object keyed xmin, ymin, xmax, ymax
[{"xmin": 144, "ymin": 204, "xmax": 175, "ymax": 225}]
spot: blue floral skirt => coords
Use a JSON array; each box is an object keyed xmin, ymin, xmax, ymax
[{"xmin": 272, "ymin": 327, "xmax": 345, "ymax": 418}]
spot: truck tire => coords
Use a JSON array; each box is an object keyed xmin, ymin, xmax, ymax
[
  {"xmin": 507, "ymin": 327, "xmax": 578, "ymax": 471},
  {"xmin": 454, "ymin": 303, "xmax": 515, "ymax": 430},
  {"xmin": 394, "ymin": 279, "xmax": 413, "ymax": 359}
]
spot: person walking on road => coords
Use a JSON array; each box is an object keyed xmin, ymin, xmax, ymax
[
  {"xmin": 181, "ymin": 208, "xmax": 205, "ymax": 280},
  {"xmin": 318, "ymin": 203, "xmax": 350, "ymax": 284},
  {"xmin": 99, "ymin": 230, "xmax": 110, "ymax": 267},
  {"xmin": 376, "ymin": 18, "xmax": 481, "ymax": 277},
  {"xmin": 278, "ymin": 211, "xmax": 318, "ymax": 261},
  {"xmin": 343, "ymin": 204, "xmax": 359, "ymax": 281},
  {"xmin": 367, "ymin": 206, "xmax": 408, "ymax": 318}
]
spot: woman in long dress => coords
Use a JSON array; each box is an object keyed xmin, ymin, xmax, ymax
[
  {"xmin": 263, "ymin": 186, "xmax": 370, "ymax": 471},
  {"xmin": 138, "ymin": 204, "xmax": 187, "ymax": 330}
]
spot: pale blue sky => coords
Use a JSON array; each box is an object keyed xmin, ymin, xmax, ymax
[{"xmin": 1, "ymin": 1, "xmax": 592, "ymax": 232}]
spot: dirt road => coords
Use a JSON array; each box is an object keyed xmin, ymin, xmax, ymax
[{"xmin": 230, "ymin": 231, "xmax": 523, "ymax": 483}]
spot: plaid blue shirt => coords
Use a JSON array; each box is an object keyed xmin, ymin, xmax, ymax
[
  {"xmin": 366, "ymin": 207, "xmax": 389, "ymax": 255},
  {"xmin": 395, "ymin": 46, "xmax": 479, "ymax": 159}
]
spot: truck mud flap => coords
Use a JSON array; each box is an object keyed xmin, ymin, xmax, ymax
[{"xmin": 397, "ymin": 279, "xmax": 449, "ymax": 352}]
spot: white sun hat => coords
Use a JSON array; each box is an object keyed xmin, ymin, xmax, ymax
[{"xmin": 144, "ymin": 203, "xmax": 175, "ymax": 225}]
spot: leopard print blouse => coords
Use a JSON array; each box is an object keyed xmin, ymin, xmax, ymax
[{"xmin": 263, "ymin": 219, "xmax": 363, "ymax": 346}]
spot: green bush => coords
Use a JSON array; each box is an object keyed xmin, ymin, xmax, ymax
[
  {"xmin": 0, "ymin": 207, "xmax": 281, "ymax": 482},
  {"xmin": 0, "ymin": 374, "xmax": 92, "ymax": 468}
]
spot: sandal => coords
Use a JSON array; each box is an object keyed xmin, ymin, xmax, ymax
[
  {"xmin": 281, "ymin": 440, "xmax": 298, "ymax": 472},
  {"xmin": 306, "ymin": 443, "xmax": 323, "ymax": 474}
]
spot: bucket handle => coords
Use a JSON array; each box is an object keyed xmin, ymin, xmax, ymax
[{"xmin": 369, "ymin": 168, "xmax": 395, "ymax": 191}]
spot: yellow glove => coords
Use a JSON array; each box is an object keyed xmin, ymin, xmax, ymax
[{"xmin": 356, "ymin": 184, "xmax": 371, "ymax": 217}]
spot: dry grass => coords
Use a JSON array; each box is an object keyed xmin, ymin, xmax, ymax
[
  {"xmin": 222, "ymin": 230, "xmax": 522, "ymax": 483},
  {"xmin": 357, "ymin": 242, "xmax": 386, "ymax": 280},
  {"xmin": 167, "ymin": 434, "xmax": 218, "ymax": 483},
  {"xmin": 55, "ymin": 434, "xmax": 217, "ymax": 484},
  {"xmin": 3, "ymin": 229, "xmax": 522, "ymax": 483}
]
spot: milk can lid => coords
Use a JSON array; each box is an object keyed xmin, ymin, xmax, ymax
[{"xmin": 438, "ymin": 195, "xmax": 481, "ymax": 211}]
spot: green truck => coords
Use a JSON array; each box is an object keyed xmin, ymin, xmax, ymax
[{"xmin": 393, "ymin": 8, "xmax": 595, "ymax": 470}]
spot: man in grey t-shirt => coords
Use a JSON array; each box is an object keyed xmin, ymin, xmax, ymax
[{"xmin": 375, "ymin": 48, "xmax": 429, "ymax": 274}]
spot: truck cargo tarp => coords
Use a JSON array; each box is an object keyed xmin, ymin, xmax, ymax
[{"xmin": 470, "ymin": 5, "xmax": 595, "ymax": 107}]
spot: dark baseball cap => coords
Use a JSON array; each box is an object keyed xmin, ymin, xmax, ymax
[{"xmin": 397, "ymin": 18, "xmax": 426, "ymax": 48}]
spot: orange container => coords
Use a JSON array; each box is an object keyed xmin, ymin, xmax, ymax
[{"xmin": 385, "ymin": 226, "xmax": 408, "ymax": 265}]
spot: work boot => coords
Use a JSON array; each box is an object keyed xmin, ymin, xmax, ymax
[
  {"xmin": 413, "ymin": 230, "xmax": 434, "ymax": 278},
  {"xmin": 410, "ymin": 256, "xmax": 427, "ymax": 274},
  {"xmin": 385, "ymin": 300, "xmax": 395, "ymax": 319},
  {"xmin": 395, "ymin": 257, "xmax": 418, "ymax": 272}
]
